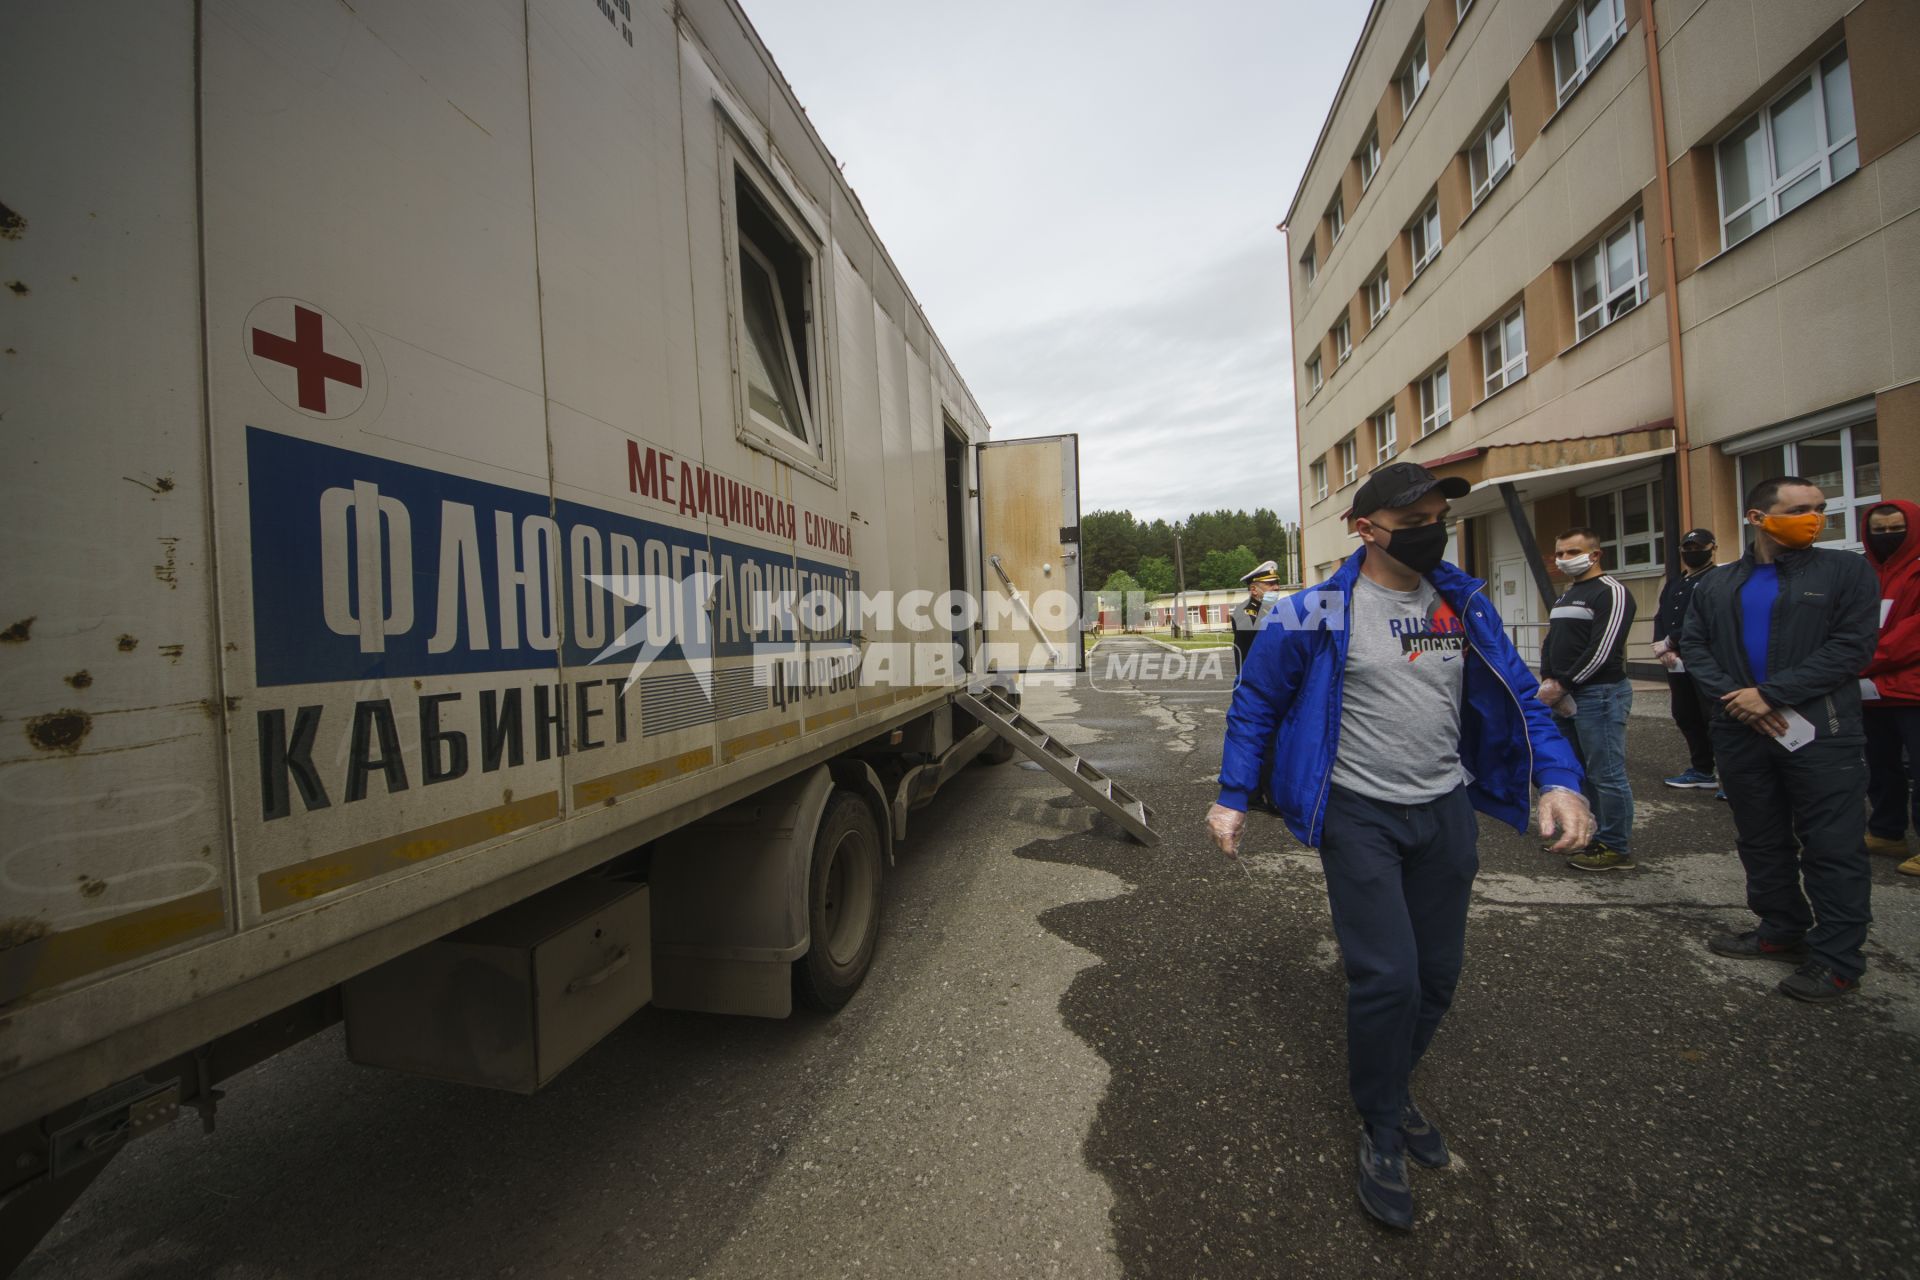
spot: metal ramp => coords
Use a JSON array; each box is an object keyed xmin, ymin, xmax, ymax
[{"xmin": 955, "ymin": 689, "xmax": 1159, "ymax": 846}]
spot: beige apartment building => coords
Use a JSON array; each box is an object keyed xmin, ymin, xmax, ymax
[{"xmin": 1286, "ymin": 0, "xmax": 1919, "ymax": 665}]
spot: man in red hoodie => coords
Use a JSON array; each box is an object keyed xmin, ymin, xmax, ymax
[{"xmin": 1862, "ymin": 498, "xmax": 1920, "ymax": 877}]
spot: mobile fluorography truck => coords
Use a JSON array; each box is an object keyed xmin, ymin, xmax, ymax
[{"xmin": 0, "ymin": 1, "xmax": 1125, "ymax": 1261}]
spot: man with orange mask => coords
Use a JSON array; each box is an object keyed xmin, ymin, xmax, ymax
[{"xmin": 1679, "ymin": 476, "xmax": 1881, "ymax": 1002}]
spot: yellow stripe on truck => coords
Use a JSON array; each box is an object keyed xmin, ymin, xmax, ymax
[
  {"xmin": 0, "ymin": 889, "xmax": 226, "ymax": 1006},
  {"xmin": 721, "ymin": 722, "xmax": 800, "ymax": 762},
  {"xmin": 256, "ymin": 791, "xmax": 561, "ymax": 913},
  {"xmin": 573, "ymin": 747, "xmax": 713, "ymax": 809}
]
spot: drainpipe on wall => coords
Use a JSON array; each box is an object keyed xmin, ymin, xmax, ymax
[{"xmin": 1643, "ymin": 0, "xmax": 1694, "ymax": 532}]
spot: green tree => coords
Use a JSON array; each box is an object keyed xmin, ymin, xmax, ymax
[
  {"xmin": 1195, "ymin": 544, "xmax": 1259, "ymax": 590},
  {"xmin": 1136, "ymin": 555, "xmax": 1175, "ymax": 597},
  {"xmin": 1081, "ymin": 509, "xmax": 1142, "ymax": 589}
]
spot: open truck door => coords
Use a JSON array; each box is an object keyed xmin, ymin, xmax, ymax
[{"xmin": 975, "ymin": 435, "xmax": 1083, "ymax": 674}]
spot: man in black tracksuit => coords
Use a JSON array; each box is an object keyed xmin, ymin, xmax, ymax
[
  {"xmin": 1538, "ymin": 529, "xmax": 1637, "ymax": 871},
  {"xmin": 1652, "ymin": 528, "xmax": 1721, "ymax": 790},
  {"xmin": 1679, "ymin": 476, "xmax": 1880, "ymax": 1002}
]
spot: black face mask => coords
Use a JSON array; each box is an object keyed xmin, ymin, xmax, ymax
[
  {"xmin": 1681, "ymin": 547, "xmax": 1713, "ymax": 569},
  {"xmin": 1868, "ymin": 529, "xmax": 1909, "ymax": 563},
  {"xmin": 1376, "ymin": 521, "xmax": 1448, "ymax": 575}
]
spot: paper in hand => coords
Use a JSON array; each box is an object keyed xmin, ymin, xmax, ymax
[
  {"xmin": 1861, "ymin": 678, "xmax": 1880, "ymax": 702},
  {"xmin": 1772, "ymin": 707, "xmax": 1817, "ymax": 752}
]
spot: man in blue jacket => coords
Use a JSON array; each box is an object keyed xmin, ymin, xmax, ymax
[{"xmin": 1205, "ymin": 461, "xmax": 1590, "ymax": 1231}]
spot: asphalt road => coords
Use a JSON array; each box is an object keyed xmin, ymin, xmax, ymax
[{"xmin": 21, "ymin": 637, "xmax": 1920, "ymax": 1278}]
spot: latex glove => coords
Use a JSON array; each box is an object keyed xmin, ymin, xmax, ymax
[
  {"xmin": 1205, "ymin": 802, "xmax": 1246, "ymax": 857},
  {"xmin": 1657, "ymin": 651, "xmax": 1681, "ymax": 671},
  {"xmin": 1536, "ymin": 789, "xmax": 1595, "ymax": 853},
  {"xmin": 1537, "ymin": 678, "xmax": 1565, "ymax": 705}
]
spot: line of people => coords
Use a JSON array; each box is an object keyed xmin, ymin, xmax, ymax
[{"xmin": 1204, "ymin": 460, "xmax": 1916, "ymax": 1232}]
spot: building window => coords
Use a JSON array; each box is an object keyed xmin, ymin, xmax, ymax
[
  {"xmin": 1552, "ymin": 0, "xmax": 1626, "ymax": 106},
  {"xmin": 725, "ymin": 160, "xmax": 827, "ymax": 472},
  {"xmin": 1359, "ymin": 128, "xmax": 1382, "ymax": 190},
  {"xmin": 1409, "ymin": 196, "xmax": 1442, "ymax": 277},
  {"xmin": 1398, "ymin": 36, "xmax": 1430, "ymax": 118},
  {"xmin": 1334, "ymin": 315, "xmax": 1352, "ymax": 365},
  {"xmin": 1716, "ymin": 44, "xmax": 1858, "ymax": 250},
  {"xmin": 1373, "ymin": 405, "xmax": 1399, "ymax": 464},
  {"xmin": 1418, "ymin": 364, "xmax": 1452, "ymax": 437},
  {"xmin": 1587, "ymin": 477, "xmax": 1665, "ymax": 571},
  {"xmin": 1735, "ymin": 420, "xmax": 1880, "ymax": 548},
  {"xmin": 1480, "ymin": 304, "xmax": 1527, "ymax": 397},
  {"xmin": 1365, "ymin": 263, "xmax": 1392, "ymax": 326},
  {"xmin": 1328, "ymin": 194, "xmax": 1345, "ymax": 244},
  {"xmin": 1302, "ymin": 243, "xmax": 1317, "ymax": 285},
  {"xmin": 1572, "ymin": 210, "xmax": 1649, "ymax": 341},
  {"xmin": 1456, "ymin": 0, "xmax": 1474, "ymax": 17},
  {"xmin": 1312, "ymin": 458, "xmax": 1329, "ymax": 503},
  {"xmin": 1339, "ymin": 434, "xmax": 1359, "ymax": 487},
  {"xmin": 1468, "ymin": 100, "xmax": 1515, "ymax": 207},
  {"xmin": 1306, "ymin": 352, "xmax": 1323, "ymax": 396}
]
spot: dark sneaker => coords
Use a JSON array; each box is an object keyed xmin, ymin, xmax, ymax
[
  {"xmin": 1568, "ymin": 844, "xmax": 1635, "ymax": 872},
  {"xmin": 1664, "ymin": 768, "xmax": 1718, "ymax": 789},
  {"xmin": 1402, "ymin": 1100, "xmax": 1450, "ymax": 1169},
  {"xmin": 1355, "ymin": 1126, "xmax": 1413, "ymax": 1230},
  {"xmin": 1716, "ymin": 789, "xmax": 1728, "ymax": 802},
  {"xmin": 1707, "ymin": 929, "xmax": 1807, "ymax": 963},
  {"xmin": 1778, "ymin": 962, "xmax": 1859, "ymax": 1003}
]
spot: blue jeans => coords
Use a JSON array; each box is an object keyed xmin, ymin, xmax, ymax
[
  {"xmin": 1569, "ymin": 678, "xmax": 1634, "ymax": 854},
  {"xmin": 1318, "ymin": 784, "xmax": 1479, "ymax": 1139}
]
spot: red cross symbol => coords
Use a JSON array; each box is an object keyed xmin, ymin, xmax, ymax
[{"xmin": 251, "ymin": 305, "xmax": 364, "ymax": 414}]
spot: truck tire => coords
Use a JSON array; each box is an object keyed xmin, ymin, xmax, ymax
[
  {"xmin": 978, "ymin": 735, "xmax": 1018, "ymax": 766},
  {"xmin": 793, "ymin": 792, "xmax": 884, "ymax": 1012}
]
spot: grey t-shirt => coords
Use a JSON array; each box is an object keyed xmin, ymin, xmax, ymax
[{"xmin": 1328, "ymin": 573, "xmax": 1467, "ymax": 804}]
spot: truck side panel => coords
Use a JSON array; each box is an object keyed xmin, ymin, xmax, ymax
[{"xmin": 0, "ymin": 3, "xmax": 235, "ymax": 1006}]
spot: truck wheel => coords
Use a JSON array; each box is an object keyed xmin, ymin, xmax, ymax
[
  {"xmin": 793, "ymin": 793, "xmax": 883, "ymax": 1012},
  {"xmin": 978, "ymin": 735, "xmax": 1018, "ymax": 766}
]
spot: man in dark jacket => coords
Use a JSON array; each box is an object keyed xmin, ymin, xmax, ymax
[
  {"xmin": 1205, "ymin": 460, "xmax": 1590, "ymax": 1231},
  {"xmin": 1538, "ymin": 528, "xmax": 1637, "ymax": 871},
  {"xmin": 1652, "ymin": 528, "xmax": 1721, "ymax": 791},
  {"xmin": 1679, "ymin": 476, "xmax": 1880, "ymax": 1002},
  {"xmin": 1861, "ymin": 498, "xmax": 1920, "ymax": 874},
  {"xmin": 1231, "ymin": 559, "xmax": 1283, "ymax": 671}
]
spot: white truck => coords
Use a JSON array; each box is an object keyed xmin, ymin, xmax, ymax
[{"xmin": 0, "ymin": 1, "xmax": 1149, "ymax": 1262}]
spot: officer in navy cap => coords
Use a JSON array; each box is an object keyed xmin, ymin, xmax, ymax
[{"xmin": 1233, "ymin": 559, "xmax": 1285, "ymax": 670}]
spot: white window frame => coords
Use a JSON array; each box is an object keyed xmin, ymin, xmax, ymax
[
  {"xmin": 1552, "ymin": 0, "xmax": 1627, "ymax": 106},
  {"xmin": 1334, "ymin": 316, "xmax": 1353, "ymax": 365},
  {"xmin": 1328, "ymin": 195, "xmax": 1345, "ymax": 244},
  {"xmin": 719, "ymin": 126, "xmax": 835, "ymax": 483},
  {"xmin": 1306, "ymin": 352, "xmax": 1323, "ymax": 396},
  {"xmin": 1359, "ymin": 128, "xmax": 1382, "ymax": 190},
  {"xmin": 1365, "ymin": 265, "xmax": 1392, "ymax": 326},
  {"xmin": 1572, "ymin": 210, "xmax": 1649, "ymax": 341},
  {"xmin": 1584, "ymin": 476, "xmax": 1666, "ymax": 573},
  {"xmin": 1731, "ymin": 417, "xmax": 1880, "ymax": 551},
  {"xmin": 1408, "ymin": 196, "xmax": 1442, "ymax": 278},
  {"xmin": 1715, "ymin": 44, "xmax": 1858, "ymax": 251},
  {"xmin": 1339, "ymin": 434, "xmax": 1359, "ymax": 487},
  {"xmin": 1302, "ymin": 243, "xmax": 1317, "ymax": 285},
  {"xmin": 1456, "ymin": 0, "xmax": 1474, "ymax": 18},
  {"xmin": 1481, "ymin": 304, "xmax": 1528, "ymax": 397},
  {"xmin": 1468, "ymin": 100, "xmax": 1515, "ymax": 207},
  {"xmin": 1312, "ymin": 458, "xmax": 1329, "ymax": 503},
  {"xmin": 1398, "ymin": 37, "xmax": 1430, "ymax": 117},
  {"xmin": 1373, "ymin": 406, "xmax": 1399, "ymax": 465},
  {"xmin": 1418, "ymin": 364, "xmax": 1452, "ymax": 437}
]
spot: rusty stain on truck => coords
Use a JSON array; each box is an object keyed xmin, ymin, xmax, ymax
[
  {"xmin": 0, "ymin": 618, "xmax": 33, "ymax": 644},
  {"xmin": 116, "ymin": 634, "xmax": 138, "ymax": 652},
  {"xmin": 25, "ymin": 710, "xmax": 90, "ymax": 754},
  {"xmin": 0, "ymin": 202, "xmax": 25, "ymax": 240},
  {"xmin": 153, "ymin": 536, "xmax": 180, "ymax": 589},
  {"xmin": 65, "ymin": 671, "xmax": 92, "ymax": 690}
]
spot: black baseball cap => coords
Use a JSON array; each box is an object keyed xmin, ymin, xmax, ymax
[
  {"xmin": 1344, "ymin": 460, "xmax": 1471, "ymax": 520},
  {"xmin": 1680, "ymin": 527, "xmax": 1716, "ymax": 545}
]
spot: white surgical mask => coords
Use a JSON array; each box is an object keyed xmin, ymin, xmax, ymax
[{"xmin": 1556, "ymin": 554, "xmax": 1593, "ymax": 577}]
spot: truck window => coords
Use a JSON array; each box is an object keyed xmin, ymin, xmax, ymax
[{"xmin": 730, "ymin": 164, "xmax": 821, "ymax": 460}]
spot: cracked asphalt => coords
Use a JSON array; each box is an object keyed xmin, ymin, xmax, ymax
[{"xmin": 19, "ymin": 635, "xmax": 1920, "ymax": 1278}]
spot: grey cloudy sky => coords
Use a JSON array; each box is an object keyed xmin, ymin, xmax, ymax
[{"xmin": 743, "ymin": 0, "xmax": 1369, "ymax": 525}]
